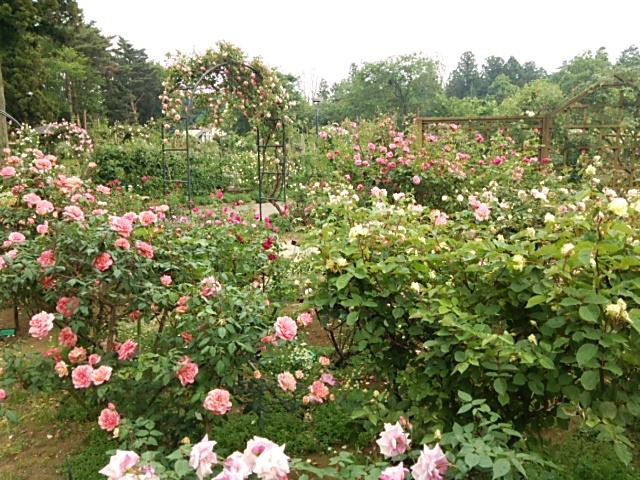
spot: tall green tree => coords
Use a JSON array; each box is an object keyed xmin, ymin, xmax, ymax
[
  {"xmin": 327, "ymin": 54, "xmax": 444, "ymax": 126},
  {"xmin": 446, "ymin": 51, "xmax": 481, "ymax": 98}
]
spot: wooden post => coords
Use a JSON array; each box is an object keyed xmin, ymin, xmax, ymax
[
  {"xmin": 540, "ymin": 114, "xmax": 553, "ymax": 160},
  {"xmin": 0, "ymin": 60, "xmax": 8, "ymax": 148}
]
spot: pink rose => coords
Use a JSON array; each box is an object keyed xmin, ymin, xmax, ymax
[
  {"xmin": 251, "ymin": 441, "xmax": 290, "ymax": 480},
  {"xmin": 473, "ymin": 203, "xmax": 491, "ymax": 222},
  {"xmin": 412, "ymin": 175, "xmax": 421, "ymax": 185},
  {"xmin": 189, "ymin": 435, "xmax": 218, "ymax": 479},
  {"xmin": 319, "ymin": 356, "xmax": 331, "ymax": 367},
  {"xmin": 8, "ymin": 232, "xmax": 25, "ymax": 244},
  {"xmin": 93, "ymin": 252, "xmax": 113, "ymax": 271},
  {"xmin": 96, "ymin": 185, "xmax": 111, "ymax": 195},
  {"xmin": 381, "ymin": 462, "xmax": 409, "ymax": 480},
  {"xmin": 38, "ymin": 249, "xmax": 56, "ymax": 269},
  {"xmin": 23, "ymin": 192, "xmax": 41, "ymax": 207},
  {"xmin": 72, "ymin": 364, "xmax": 94, "ymax": 389},
  {"xmin": 36, "ymin": 200, "xmax": 54, "ymax": 216},
  {"xmin": 98, "ymin": 403, "xmax": 120, "ymax": 432},
  {"xmin": 309, "ymin": 380, "xmax": 329, "ymax": 403},
  {"xmin": 113, "ymin": 237, "xmax": 129, "ymax": 250},
  {"xmin": 89, "ymin": 353, "xmax": 102, "ymax": 366},
  {"xmin": 177, "ymin": 357, "xmax": 199, "ymax": 386},
  {"xmin": 411, "ymin": 444, "xmax": 449, "ymax": 480},
  {"xmin": 201, "ymin": 276, "xmax": 222, "ymax": 297},
  {"xmin": 203, "ymin": 388, "xmax": 232, "ymax": 415},
  {"xmin": 37, "ymin": 221, "xmax": 49, "ymax": 234},
  {"xmin": 296, "ymin": 312, "xmax": 314, "ymax": 327},
  {"xmin": 109, "ymin": 215, "xmax": 134, "ymax": 237},
  {"xmin": 376, "ymin": 422, "xmax": 411, "ymax": 458},
  {"xmin": 135, "ymin": 240, "xmax": 154, "ymax": 259},
  {"xmin": 34, "ymin": 157, "xmax": 53, "ymax": 171},
  {"xmin": 139, "ymin": 210, "xmax": 158, "ymax": 226},
  {"xmin": 56, "ymin": 297, "xmax": 80, "ymax": 318},
  {"xmin": 58, "ymin": 326, "xmax": 78, "ymax": 348},
  {"xmin": 54, "ymin": 360, "xmax": 69, "ymax": 377},
  {"xmin": 0, "ymin": 166, "xmax": 16, "ymax": 178},
  {"xmin": 0, "ymin": 388, "xmax": 7, "ymax": 401},
  {"xmin": 68, "ymin": 346, "xmax": 87, "ymax": 364},
  {"xmin": 99, "ymin": 450, "xmax": 140, "ymax": 479},
  {"xmin": 117, "ymin": 339, "xmax": 138, "ymax": 361},
  {"xmin": 274, "ymin": 316, "xmax": 297, "ymax": 341},
  {"xmin": 63, "ymin": 205, "xmax": 85, "ymax": 222},
  {"xmin": 277, "ymin": 372, "xmax": 297, "ymax": 392},
  {"xmin": 160, "ymin": 274, "xmax": 172, "ymax": 286},
  {"xmin": 91, "ymin": 365, "xmax": 113, "ymax": 385},
  {"xmin": 29, "ymin": 311, "xmax": 55, "ymax": 339},
  {"xmin": 434, "ymin": 212, "xmax": 448, "ymax": 226},
  {"xmin": 320, "ymin": 372, "xmax": 336, "ymax": 386}
]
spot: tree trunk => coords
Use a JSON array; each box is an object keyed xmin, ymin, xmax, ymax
[{"xmin": 0, "ymin": 59, "xmax": 8, "ymax": 148}]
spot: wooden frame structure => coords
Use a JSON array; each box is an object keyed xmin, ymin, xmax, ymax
[{"xmin": 416, "ymin": 74, "xmax": 638, "ymax": 164}]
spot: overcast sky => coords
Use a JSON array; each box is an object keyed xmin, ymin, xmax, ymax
[{"xmin": 78, "ymin": 0, "xmax": 639, "ymax": 96}]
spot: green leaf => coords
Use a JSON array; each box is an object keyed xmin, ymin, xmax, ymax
[
  {"xmin": 217, "ymin": 327, "xmax": 227, "ymax": 338},
  {"xmin": 335, "ymin": 273, "xmax": 353, "ymax": 290},
  {"xmin": 457, "ymin": 390, "xmax": 472, "ymax": 402},
  {"xmin": 580, "ymin": 370, "xmax": 600, "ymax": 390},
  {"xmin": 576, "ymin": 343, "xmax": 598, "ymax": 367},
  {"xmin": 579, "ymin": 305, "xmax": 600, "ymax": 323},
  {"xmin": 526, "ymin": 295, "xmax": 546, "ymax": 308},
  {"xmin": 614, "ymin": 442, "xmax": 632, "ymax": 465},
  {"xmin": 174, "ymin": 459, "xmax": 191, "ymax": 476},
  {"xmin": 599, "ymin": 401, "xmax": 617, "ymax": 420},
  {"xmin": 492, "ymin": 458, "xmax": 511, "ymax": 478},
  {"xmin": 465, "ymin": 452, "xmax": 480, "ymax": 468},
  {"xmin": 493, "ymin": 378, "xmax": 507, "ymax": 396}
]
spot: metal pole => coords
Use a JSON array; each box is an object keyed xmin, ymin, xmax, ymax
[
  {"xmin": 282, "ymin": 124, "xmax": 287, "ymax": 205},
  {"xmin": 315, "ymin": 105, "xmax": 319, "ymax": 137},
  {"xmin": 257, "ymin": 126, "xmax": 262, "ymax": 220},
  {"xmin": 185, "ymin": 116, "xmax": 193, "ymax": 206}
]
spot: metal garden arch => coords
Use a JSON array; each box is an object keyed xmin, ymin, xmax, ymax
[{"xmin": 161, "ymin": 61, "xmax": 287, "ymax": 219}]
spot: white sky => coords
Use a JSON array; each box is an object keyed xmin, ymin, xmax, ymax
[{"xmin": 78, "ymin": 0, "xmax": 639, "ymax": 96}]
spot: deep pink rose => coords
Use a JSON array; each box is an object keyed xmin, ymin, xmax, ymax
[
  {"xmin": 177, "ymin": 357, "xmax": 199, "ymax": 386},
  {"xmin": 98, "ymin": 403, "xmax": 120, "ymax": 432},
  {"xmin": 93, "ymin": 252, "xmax": 113, "ymax": 271},
  {"xmin": 203, "ymin": 388, "xmax": 232, "ymax": 415},
  {"xmin": 58, "ymin": 326, "xmax": 78, "ymax": 348},
  {"xmin": 117, "ymin": 339, "xmax": 137, "ymax": 361},
  {"xmin": 201, "ymin": 276, "xmax": 222, "ymax": 297},
  {"xmin": 72, "ymin": 364, "xmax": 94, "ymax": 389},
  {"xmin": 0, "ymin": 389, "xmax": 7, "ymax": 401},
  {"xmin": 56, "ymin": 297, "xmax": 80, "ymax": 318},
  {"xmin": 38, "ymin": 249, "xmax": 56, "ymax": 269}
]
